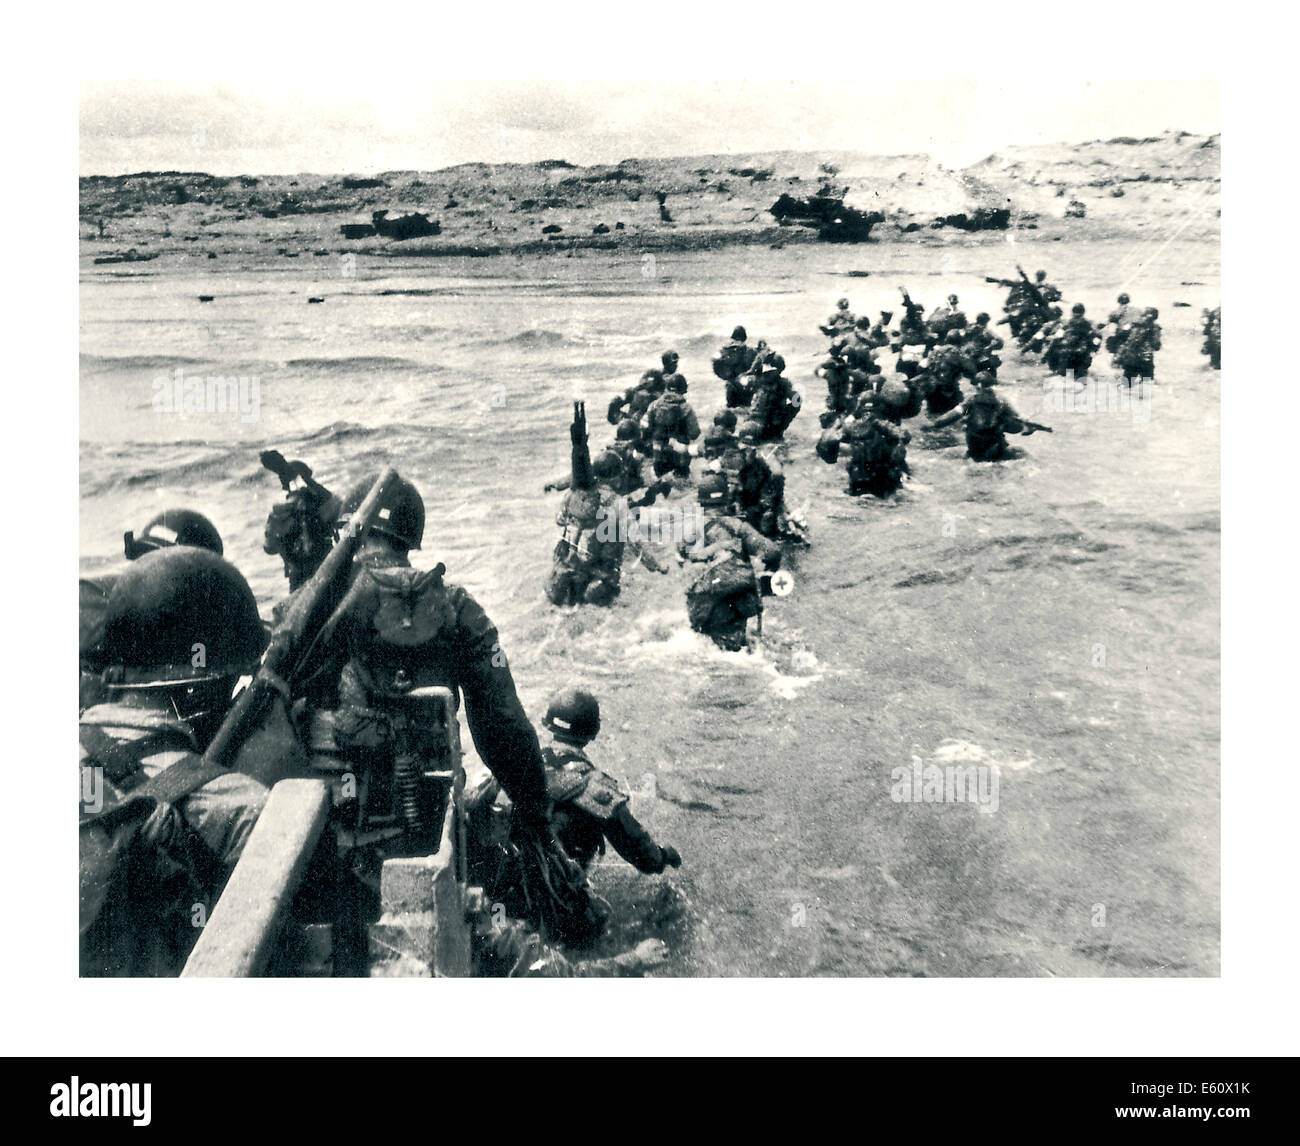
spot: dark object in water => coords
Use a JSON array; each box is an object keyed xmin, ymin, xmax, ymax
[
  {"xmin": 592, "ymin": 223, "xmax": 610, "ymax": 234},
  {"xmin": 769, "ymin": 193, "xmax": 883, "ymax": 243},
  {"xmin": 542, "ymin": 224, "xmax": 563, "ymax": 234},
  {"xmin": 92, "ymin": 248, "xmax": 158, "ymax": 265},
  {"xmin": 1172, "ymin": 301, "xmax": 1191, "ymax": 308},
  {"xmin": 934, "ymin": 207, "xmax": 1011, "ymax": 232},
  {"xmin": 340, "ymin": 223, "xmax": 376, "ymax": 239},
  {"xmin": 198, "ymin": 295, "xmax": 214, "ymax": 302},
  {"xmin": 307, "ymin": 297, "xmax": 324, "ymax": 304}
]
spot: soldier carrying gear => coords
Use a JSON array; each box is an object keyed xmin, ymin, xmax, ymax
[
  {"xmin": 927, "ymin": 371, "xmax": 1048, "ymax": 461},
  {"xmin": 645, "ymin": 373, "xmax": 701, "ymax": 478},
  {"xmin": 535, "ymin": 687, "xmax": 682, "ymax": 876},
  {"xmin": 919, "ymin": 328, "xmax": 976, "ymax": 416},
  {"xmin": 1104, "ymin": 291, "xmax": 1139, "ymax": 355},
  {"xmin": 730, "ymin": 420, "xmax": 787, "ymax": 539},
  {"xmin": 123, "ymin": 508, "xmax": 224, "ymax": 562},
  {"xmin": 818, "ymin": 338, "xmax": 854, "ymax": 416},
  {"xmin": 606, "ymin": 351, "xmax": 677, "ymax": 426},
  {"xmin": 964, "ymin": 312, "xmax": 1004, "ymax": 376},
  {"xmin": 680, "ymin": 472, "xmax": 783, "ymax": 652},
  {"xmin": 1049, "ymin": 303, "xmax": 1102, "ymax": 377},
  {"xmin": 1114, "ymin": 307, "xmax": 1162, "ymax": 384},
  {"xmin": 79, "ymin": 548, "xmax": 284, "ymax": 977},
  {"xmin": 261, "ymin": 451, "xmax": 342, "ymax": 592},
  {"xmin": 300, "ymin": 468, "xmax": 552, "ymax": 841},
  {"xmin": 838, "ymin": 392, "xmax": 910, "ymax": 497},
  {"xmin": 749, "ymin": 360, "xmax": 801, "ymax": 442},
  {"xmin": 546, "ymin": 403, "xmax": 669, "ymax": 608},
  {"xmin": 820, "ymin": 297, "xmax": 857, "ymax": 337},
  {"xmin": 713, "ymin": 325, "xmax": 758, "ymax": 405},
  {"xmin": 926, "ymin": 294, "xmax": 967, "ymax": 340}
]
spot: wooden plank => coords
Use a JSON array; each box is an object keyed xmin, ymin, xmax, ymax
[{"xmin": 181, "ymin": 779, "xmax": 331, "ymax": 978}]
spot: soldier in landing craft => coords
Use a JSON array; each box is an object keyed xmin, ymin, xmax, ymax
[
  {"xmin": 81, "ymin": 507, "xmax": 228, "ymax": 712},
  {"xmin": 79, "ymin": 549, "xmax": 285, "ymax": 976}
]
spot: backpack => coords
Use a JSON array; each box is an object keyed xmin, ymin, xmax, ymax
[{"xmin": 686, "ymin": 527, "xmax": 758, "ymax": 629}]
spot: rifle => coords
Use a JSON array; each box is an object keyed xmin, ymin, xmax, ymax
[
  {"xmin": 1020, "ymin": 420, "xmax": 1053, "ymax": 434},
  {"xmin": 984, "ymin": 276, "xmax": 1019, "ymax": 287},
  {"xmin": 204, "ymin": 467, "xmax": 401, "ymax": 768}
]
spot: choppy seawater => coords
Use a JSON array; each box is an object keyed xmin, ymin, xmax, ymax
[{"xmin": 79, "ymin": 237, "xmax": 1220, "ymax": 976}]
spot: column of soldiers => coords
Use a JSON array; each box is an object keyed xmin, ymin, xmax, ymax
[
  {"xmin": 992, "ymin": 268, "xmax": 1164, "ymax": 385},
  {"xmin": 548, "ymin": 329, "xmax": 805, "ymax": 655},
  {"xmin": 811, "ymin": 286, "xmax": 1050, "ymax": 488}
]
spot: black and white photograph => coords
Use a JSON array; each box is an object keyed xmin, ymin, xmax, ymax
[
  {"xmin": 3, "ymin": 1, "xmax": 1288, "ymax": 1093},
  {"xmin": 72, "ymin": 66, "xmax": 1225, "ymax": 983}
]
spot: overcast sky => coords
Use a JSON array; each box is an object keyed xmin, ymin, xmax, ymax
[{"xmin": 79, "ymin": 76, "xmax": 1218, "ymax": 178}]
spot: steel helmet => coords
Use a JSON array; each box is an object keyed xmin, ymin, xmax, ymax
[
  {"xmin": 1072, "ymin": 303, "xmax": 1085, "ymax": 315},
  {"xmin": 976, "ymin": 312, "xmax": 990, "ymax": 324},
  {"xmin": 945, "ymin": 328, "xmax": 964, "ymax": 344},
  {"xmin": 974, "ymin": 371, "xmax": 996, "ymax": 388},
  {"xmin": 737, "ymin": 420, "xmax": 762, "ymax": 445},
  {"xmin": 665, "ymin": 373, "xmax": 688, "ymax": 394},
  {"xmin": 85, "ymin": 547, "xmax": 266, "ymax": 684},
  {"xmin": 661, "ymin": 350, "xmax": 679, "ymax": 370},
  {"xmin": 592, "ymin": 450, "xmax": 622, "ymax": 481},
  {"xmin": 123, "ymin": 508, "xmax": 223, "ymax": 561},
  {"xmin": 697, "ymin": 472, "xmax": 731, "ymax": 506},
  {"xmin": 713, "ymin": 409, "xmax": 737, "ymax": 431},
  {"xmin": 616, "ymin": 419, "xmax": 639, "ymax": 442},
  {"xmin": 1117, "ymin": 292, "xmax": 1130, "ymax": 304},
  {"xmin": 544, "ymin": 687, "xmax": 601, "ymax": 743},
  {"xmin": 338, "ymin": 471, "xmax": 426, "ymax": 550},
  {"xmin": 731, "ymin": 325, "xmax": 747, "ymax": 341}
]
